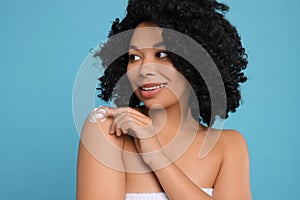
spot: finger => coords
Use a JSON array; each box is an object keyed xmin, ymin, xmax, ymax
[
  {"xmin": 111, "ymin": 115, "xmax": 136, "ymax": 137},
  {"xmin": 113, "ymin": 112, "xmax": 154, "ymax": 136},
  {"xmin": 114, "ymin": 111, "xmax": 150, "ymax": 128},
  {"xmin": 109, "ymin": 120, "xmax": 116, "ymax": 134},
  {"xmin": 117, "ymin": 119, "xmax": 149, "ymax": 139},
  {"xmin": 110, "ymin": 107, "xmax": 151, "ymax": 128},
  {"xmin": 111, "ymin": 118, "xmax": 126, "ymax": 137},
  {"xmin": 113, "ymin": 114, "xmax": 144, "ymax": 135},
  {"xmin": 128, "ymin": 121, "xmax": 157, "ymax": 139},
  {"xmin": 116, "ymin": 126, "xmax": 123, "ymax": 137},
  {"xmin": 115, "ymin": 116, "xmax": 131, "ymax": 134}
]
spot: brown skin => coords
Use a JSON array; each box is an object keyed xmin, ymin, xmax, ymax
[{"xmin": 77, "ymin": 22, "xmax": 252, "ymax": 200}]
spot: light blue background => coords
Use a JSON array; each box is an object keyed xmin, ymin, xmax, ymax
[{"xmin": 0, "ymin": 0, "xmax": 299, "ymax": 199}]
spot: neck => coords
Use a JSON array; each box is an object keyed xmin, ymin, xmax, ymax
[{"xmin": 146, "ymin": 101, "xmax": 201, "ymax": 145}]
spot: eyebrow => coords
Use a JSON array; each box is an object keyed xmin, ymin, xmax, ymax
[{"xmin": 129, "ymin": 41, "xmax": 165, "ymax": 50}]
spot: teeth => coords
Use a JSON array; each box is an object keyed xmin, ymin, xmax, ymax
[{"xmin": 142, "ymin": 84, "xmax": 165, "ymax": 91}]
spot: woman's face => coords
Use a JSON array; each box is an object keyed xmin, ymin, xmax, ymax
[{"xmin": 126, "ymin": 22, "xmax": 190, "ymax": 109}]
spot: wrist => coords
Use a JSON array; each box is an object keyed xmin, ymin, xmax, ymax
[
  {"xmin": 138, "ymin": 135, "xmax": 162, "ymax": 153},
  {"xmin": 141, "ymin": 148, "xmax": 171, "ymax": 170}
]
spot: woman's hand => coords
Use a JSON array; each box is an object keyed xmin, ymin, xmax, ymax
[
  {"xmin": 104, "ymin": 106, "xmax": 170, "ymax": 168},
  {"xmin": 108, "ymin": 107, "xmax": 154, "ymax": 139}
]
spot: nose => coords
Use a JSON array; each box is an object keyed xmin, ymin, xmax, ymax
[
  {"xmin": 139, "ymin": 64, "xmax": 156, "ymax": 77},
  {"xmin": 139, "ymin": 57, "xmax": 157, "ymax": 77}
]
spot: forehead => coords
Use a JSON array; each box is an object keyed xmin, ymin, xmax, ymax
[{"xmin": 129, "ymin": 25, "xmax": 164, "ymax": 49}]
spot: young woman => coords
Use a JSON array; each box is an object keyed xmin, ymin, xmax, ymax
[{"xmin": 77, "ymin": 0, "xmax": 251, "ymax": 199}]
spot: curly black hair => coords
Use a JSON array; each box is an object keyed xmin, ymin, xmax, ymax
[{"xmin": 95, "ymin": 0, "xmax": 248, "ymax": 126}]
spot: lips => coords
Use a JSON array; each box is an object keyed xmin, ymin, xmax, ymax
[
  {"xmin": 141, "ymin": 83, "xmax": 166, "ymax": 91},
  {"xmin": 139, "ymin": 83, "xmax": 166, "ymax": 98}
]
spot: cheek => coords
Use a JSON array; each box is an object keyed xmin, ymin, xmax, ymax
[
  {"xmin": 170, "ymin": 72, "xmax": 190, "ymax": 95},
  {"xmin": 126, "ymin": 66, "xmax": 139, "ymax": 89}
]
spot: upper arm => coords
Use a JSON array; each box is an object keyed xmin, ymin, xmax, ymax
[
  {"xmin": 213, "ymin": 130, "xmax": 252, "ymax": 200},
  {"xmin": 77, "ymin": 114, "xmax": 126, "ymax": 200}
]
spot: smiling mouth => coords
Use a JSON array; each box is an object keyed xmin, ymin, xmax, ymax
[
  {"xmin": 138, "ymin": 83, "xmax": 167, "ymax": 98},
  {"xmin": 140, "ymin": 83, "xmax": 167, "ymax": 91}
]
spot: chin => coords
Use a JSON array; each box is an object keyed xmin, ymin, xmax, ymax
[
  {"xmin": 144, "ymin": 103, "xmax": 165, "ymax": 110},
  {"xmin": 143, "ymin": 99, "xmax": 179, "ymax": 110},
  {"xmin": 135, "ymin": 91, "xmax": 182, "ymax": 110}
]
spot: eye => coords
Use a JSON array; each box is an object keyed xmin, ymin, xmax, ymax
[
  {"xmin": 156, "ymin": 51, "xmax": 168, "ymax": 58},
  {"xmin": 129, "ymin": 54, "xmax": 141, "ymax": 62}
]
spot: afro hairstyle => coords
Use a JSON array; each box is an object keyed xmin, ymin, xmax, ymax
[{"xmin": 94, "ymin": 0, "xmax": 248, "ymax": 126}]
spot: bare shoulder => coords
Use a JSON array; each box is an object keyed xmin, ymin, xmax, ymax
[
  {"xmin": 216, "ymin": 129, "xmax": 250, "ymax": 166},
  {"xmin": 78, "ymin": 110, "xmax": 126, "ymax": 171},
  {"xmin": 77, "ymin": 110, "xmax": 126, "ymax": 199},
  {"xmin": 80, "ymin": 110, "xmax": 124, "ymax": 149},
  {"xmin": 200, "ymin": 128, "xmax": 248, "ymax": 154},
  {"xmin": 219, "ymin": 129, "xmax": 248, "ymax": 151},
  {"xmin": 212, "ymin": 129, "xmax": 251, "ymax": 199}
]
